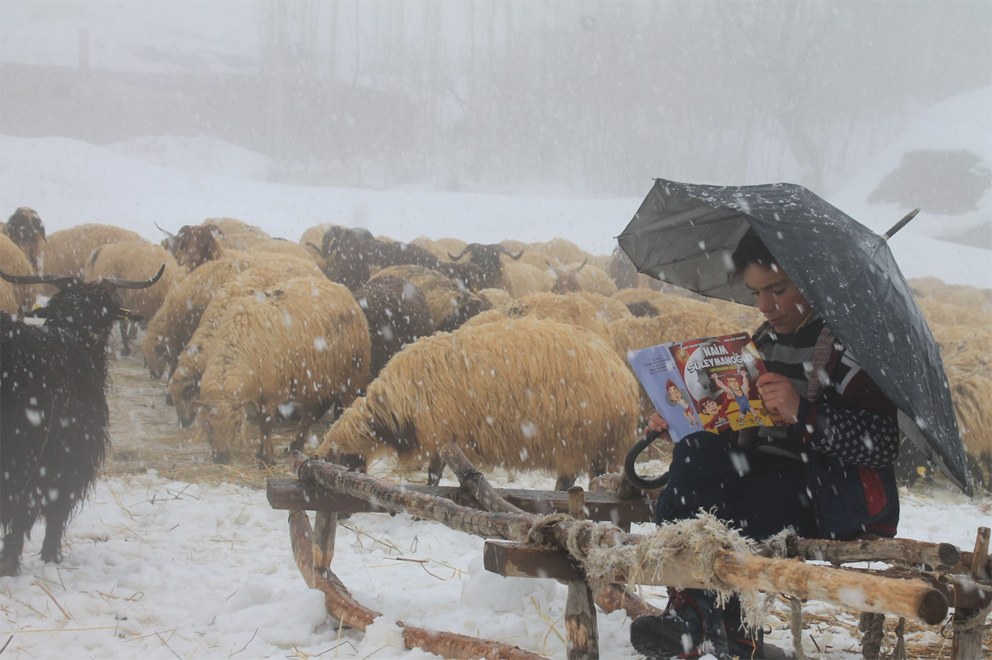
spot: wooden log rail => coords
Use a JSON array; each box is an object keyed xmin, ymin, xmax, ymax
[{"xmin": 271, "ymin": 446, "xmax": 989, "ymax": 659}]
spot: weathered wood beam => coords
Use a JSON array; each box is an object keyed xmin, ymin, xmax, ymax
[
  {"xmin": 267, "ymin": 478, "xmax": 653, "ymax": 523},
  {"xmin": 784, "ymin": 536, "xmax": 961, "ymax": 570},
  {"xmin": 290, "ymin": 452, "xmax": 948, "ymax": 624}
]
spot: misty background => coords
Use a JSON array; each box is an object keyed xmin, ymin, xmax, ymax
[{"xmin": 1, "ymin": 1, "xmax": 990, "ymax": 205}]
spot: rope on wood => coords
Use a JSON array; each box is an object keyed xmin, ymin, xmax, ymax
[
  {"xmin": 580, "ymin": 511, "xmax": 769, "ymax": 631},
  {"xmin": 949, "ymin": 595, "xmax": 992, "ymax": 631},
  {"xmin": 892, "ymin": 616, "xmax": 907, "ymax": 660}
]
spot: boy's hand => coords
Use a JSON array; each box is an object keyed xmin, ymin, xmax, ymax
[
  {"xmin": 756, "ymin": 372, "xmax": 801, "ymax": 422},
  {"xmin": 647, "ymin": 413, "xmax": 674, "ymax": 442}
]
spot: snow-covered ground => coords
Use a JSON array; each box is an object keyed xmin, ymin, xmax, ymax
[{"xmin": 3, "ymin": 465, "xmax": 988, "ymax": 660}]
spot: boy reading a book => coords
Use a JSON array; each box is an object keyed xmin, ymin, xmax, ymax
[{"xmin": 630, "ymin": 228, "xmax": 901, "ymax": 660}]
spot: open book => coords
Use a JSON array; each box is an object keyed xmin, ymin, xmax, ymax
[{"xmin": 627, "ymin": 331, "xmax": 785, "ymax": 442}]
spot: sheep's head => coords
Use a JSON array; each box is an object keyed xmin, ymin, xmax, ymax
[
  {"xmin": 168, "ymin": 367, "xmax": 202, "ymax": 428},
  {"xmin": 550, "ymin": 259, "xmax": 587, "ymax": 294},
  {"xmin": 195, "ymin": 399, "xmax": 243, "ymax": 464},
  {"xmin": 143, "ymin": 338, "xmax": 173, "ymax": 380},
  {"xmin": 4, "ymin": 207, "xmax": 46, "ymax": 268},
  {"xmin": 315, "ymin": 398, "xmax": 383, "ymax": 462}
]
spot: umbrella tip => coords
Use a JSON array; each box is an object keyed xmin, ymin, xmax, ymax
[{"xmin": 882, "ymin": 208, "xmax": 921, "ymax": 240}]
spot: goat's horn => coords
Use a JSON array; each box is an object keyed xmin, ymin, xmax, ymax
[
  {"xmin": 154, "ymin": 222, "xmax": 177, "ymax": 239},
  {"xmin": 0, "ymin": 267, "xmax": 80, "ymax": 287},
  {"xmin": 496, "ymin": 244, "xmax": 524, "ymax": 260},
  {"xmin": 572, "ymin": 258, "xmax": 588, "ymax": 272},
  {"xmin": 101, "ymin": 264, "xmax": 166, "ymax": 289},
  {"xmin": 447, "ymin": 244, "xmax": 478, "ymax": 261}
]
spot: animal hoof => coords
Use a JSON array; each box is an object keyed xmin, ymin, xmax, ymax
[{"xmin": 212, "ymin": 450, "xmax": 231, "ymax": 465}]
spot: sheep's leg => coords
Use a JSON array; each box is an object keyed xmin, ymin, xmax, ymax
[
  {"xmin": 256, "ymin": 414, "xmax": 276, "ymax": 467},
  {"xmin": 289, "ymin": 401, "xmax": 332, "ymax": 454},
  {"xmin": 427, "ymin": 453, "xmax": 445, "ymax": 486},
  {"xmin": 0, "ymin": 514, "xmax": 33, "ymax": 576},
  {"xmin": 119, "ymin": 320, "xmax": 132, "ymax": 356}
]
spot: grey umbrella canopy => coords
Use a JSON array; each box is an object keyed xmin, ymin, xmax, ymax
[{"xmin": 618, "ymin": 178, "xmax": 971, "ymax": 495}]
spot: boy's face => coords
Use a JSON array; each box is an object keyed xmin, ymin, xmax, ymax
[
  {"xmin": 726, "ymin": 376, "xmax": 740, "ymax": 389},
  {"xmin": 743, "ymin": 263, "xmax": 812, "ymax": 334},
  {"xmin": 667, "ymin": 385, "xmax": 681, "ymax": 400},
  {"xmin": 701, "ymin": 400, "xmax": 718, "ymax": 415}
]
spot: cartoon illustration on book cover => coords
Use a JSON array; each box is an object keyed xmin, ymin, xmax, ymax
[
  {"xmin": 664, "ymin": 379, "xmax": 701, "ymax": 428},
  {"xmin": 667, "ymin": 332, "xmax": 782, "ymax": 431}
]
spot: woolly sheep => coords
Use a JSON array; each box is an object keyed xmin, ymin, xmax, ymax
[
  {"xmin": 916, "ymin": 297, "xmax": 992, "ymax": 330},
  {"xmin": 476, "ymin": 287, "xmax": 515, "ymax": 310},
  {"xmin": 500, "ymin": 261, "xmax": 556, "ymax": 298},
  {"xmin": 531, "ymin": 237, "xmax": 590, "ymax": 266},
  {"xmin": 931, "ymin": 323, "xmax": 992, "ymax": 490},
  {"xmin": 142, "ymin": 254, "xmax": 322, "ymax": 380},
  {"xmin": 316, "ymin": 318, "xmax": 641, "ymax": 488},
  {"xmin": 3, "ymin": 207, "xmax": 46, "ymax": 271},
  {"xmin": 574, "ymin": 291, "xmax": 634, "ymax": 323},
  {"xmin": 36, "ymin": 224, "xmax": 143, "ymax": 289},
  {"xmin": 0, "ymin": 234, "xmax": 38, "ymax": 315},
  {"xmin": 206, "ymin": 217, "xmax": 270, "ymax": 250},
  {"xmin": 167, "ymin": 262, "xmax": 323, "ymax": 426},
  {"xmin": 83, "ymin": 241, "xmax": 180, "ymax": 355},
  {"xmin": 195, "ymin": 276, "xmax": 370, "ymax": 465},
  {"xmin": 462, "ymin": 292, "xmax": 614, "ymax": 344},
  {"xmin": 447, "ymin": 243, "xmax": 524, "ymax": 290}
]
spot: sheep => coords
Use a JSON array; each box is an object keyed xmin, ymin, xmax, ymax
[
  {"xmin": 141, "ymin": 254, "xmax": 321, "ymax": 380},
  {"xmin": 574, "ymin": 291, "xmax": 634, "ymax": 323},
  {"xmin": 36, "ymin": 224, "xmax": 144, "ymax": 291},
  {"xmin": 500, "ymin": 261, "xmax": 556, "ymax": 298},
  {"xmin": 930, "ymin": 323, "xmax": 992, "ymax": 490},
  {"xmin": 0, "ymin": 264, "xmax": 164, "ymax": 576},
  {"xmin": 166, "ymin": 261, "xmax": 330, "ymax": 425},
  {"xmin": 3, "ymin": 207, "xmax": 46, "ymax": 270},
  {"xmin": 353, "ymin": 275, "xmax": 435, "ymax": 378},
  {"xmin": 204, "ymin": 217, "xmax": 270, "ymax": 250},
  {"xmin": 316, "ymin": 317, "xmax": 641, "ymax": 489},
  {"xmin": 447, "ymin": 243, "xmax": 524, "ymax": 290},
  {"xmin": 530, "ymin": 237, "xmax": 591, "ymax": 267},
  {"xmin": 476, "ymin": 287, "xmax": 515, "ymax": 310},
  {"xmin": 461, "ymin": 292, "xmax": 614, "ymax": 344},
  {"xmin": 83, "ymin": 240, "xmax": 180, "ymax": 355},
  {"xmin": 511, "ymin": 250, "xmax": 561, "ymax": 271},
  {"xmin": 0, "ymin": 234, "xmax": 38, "ymax": 315},
  {"xmin": 194, "ymin": 276, "xmax": 371, "ymax": 465},
  {"xmin": 916, "ymin": 297, "xmax": 992, "ymax": 330},
  {"xmin": 548, "ymin": 259, "xmax": 618, "ymax": 297}
]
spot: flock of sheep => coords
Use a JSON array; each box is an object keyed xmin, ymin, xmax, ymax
[{"xmin": 1, "ymin": 206, "xmax": 990, "ymax": 574}]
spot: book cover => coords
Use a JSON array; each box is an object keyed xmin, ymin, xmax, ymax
[
  {"xmin": 628, "ymin": 332, "xmax": 784, "ymax": 441},
  {"xmin": 668, "ymin": 331, "xmax": 783, "ymax": 432},
  {"xmin": 626, "ymin": 343, "xmax": 703, "ymax": 443}
]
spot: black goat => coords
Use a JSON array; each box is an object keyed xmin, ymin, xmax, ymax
[
  {"xmin": 0, "ymin": 265, "xmax": 164, "ymax": 576},
  {"xmin": 447, "ymin": 243, "xmax": 523, "ymax": 290}
]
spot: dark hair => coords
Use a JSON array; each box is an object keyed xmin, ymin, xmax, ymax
[{"xmin": 730, "ymin": 228, "xmax": 778, "ymax": 280}]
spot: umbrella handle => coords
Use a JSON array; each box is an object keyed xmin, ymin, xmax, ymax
[
  {"xmin": 623, "ymin": 429, "xmax": 670, "ymax": 491},
  {"xmin": 882, "ymin": 208, "xmax": 921, "ymax": 240}
]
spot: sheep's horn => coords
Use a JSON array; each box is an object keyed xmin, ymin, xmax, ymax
[
  {"xmin": 545, "ymin": 258, "xmax": 562, "ymax": 274},
  {"xmin": 448, "ymin": 243, "xmax": 481, "ymax": 261},
  {"xmin": 101, "ymin": 264, "xmax": 166, "ymax": 289},
  {"xmin": 305, "ymin": 241, "xmax": 321, "ymax": 253},
  {"xmin": 0, "ymin": 268, "xmax": 80, "ymax": 288},
  {"xmin": 571, "ymin": 258, "xmax": 588, "ymax": 273},
  {"xmin": 496, "ymin": 244, "xmax": 524, "ymax": 260},
  {"xmin": 154, "ymin": 222, "xmax": 177, "ymax": 239}
]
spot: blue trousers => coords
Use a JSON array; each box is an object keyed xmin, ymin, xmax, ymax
[{"xmin": 656, "ymin": 433, "xmax": 819, "ymax": 541}]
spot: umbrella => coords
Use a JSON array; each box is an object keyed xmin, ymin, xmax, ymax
[{"xmin": 617, "ymin": 178, "xmax": 971, "ymax": 495}]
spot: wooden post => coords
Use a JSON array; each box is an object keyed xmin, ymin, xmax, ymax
[
  {"xmin": 312, "ymin": 511, "xmax": 337, "ymax": 571},
  {"xmin": 565, "ymin": 487, "xmax": 598, "ymax": 660},
  {"xmin": 951, "ymin": 526, "xmax": 990, "ymax": 660}
]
